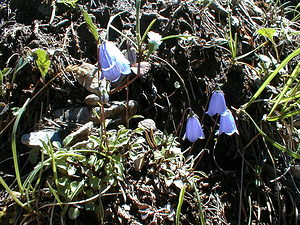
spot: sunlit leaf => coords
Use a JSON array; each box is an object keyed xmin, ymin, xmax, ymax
[
  {"xmin": 89, "ymin": 176, "xmax": 100, "ymax": 190},
  {"xmin": 80, "ymin": 6, "xmax": 99, "ymax": 42},
  {"xmin": 257, "ymin": 28, "xmax": 276, "ymax": 41},
  {"xmin": 67, "ymin": 165, "xmax": 77, "ymax": 176},
  {"xmin": 63, "ymin": 135, "xmax": 73, "ymax": 147},
  {"xmin": 68, "ymin": 207, "xmax": 80, "ymax": 220},
  {"xmin": 12, "ymin": 57, "xmax": 29, "ymax": 83},
  {"xmin": 33, "ymin": 49, "xmax": 51, "ymax": 80}
]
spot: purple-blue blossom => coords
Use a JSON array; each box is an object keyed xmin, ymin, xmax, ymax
[
  {"xmin": 207, "ymin": 90, "xmax": 227, "ymax": 117},
  {"xmin": 219, "ymin": 109, "xmax": 239, "ymax": 135},
  {"xmin": 98, "ymin": 41, "xmax": 131, "ymax": 82},
  {"xmin": 184, "ymin": 113, "xmax": 205, "ymax": 142}
]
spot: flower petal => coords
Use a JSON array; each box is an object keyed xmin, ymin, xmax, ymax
[
  {"xmin": 102, "ymin": 67, "xmax": 122, "ymax": 82},
  {"xmin": 185, "ymin": 115, "xmax": 205, "ymax": 142},
  {"xmin": 219, "ymin": 109, "xmax": 239, "ymax": 135},
  {"xmin": 98, "ymin": 41, "xmax": 131, "ymax": 82},
  {"xmin": 207, "ymin": 91, "xmax": 227, "ymax": 117}
]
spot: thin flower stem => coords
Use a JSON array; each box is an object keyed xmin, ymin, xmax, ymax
[
  {"xmin": 126, "ymin": 75, "xmax": 129, "ymax": 127},
  {"xmin": 193, "ymin": 115, "xmax": 219, "ymax": 169},
  {"xmin": 101, "ymin": 103, "xmax": 108, "ymax": 148},
  {"xmin": 96, "ymin": 41, "xmax": 108, "ymax": 148},
  {"xmin": 155, "ymin": 56, "xmax": 191, "ymax": 107},
  {"xmin": 175, "ymin": 107, "xmax": 191, "ymax": 138},
  {"xmin": 135, "ymin": 0, "xmax": 142, "ymax": 46},
  {"xmin": 186, "ymin": 142, "xmax": 196, "ymax": 156}
]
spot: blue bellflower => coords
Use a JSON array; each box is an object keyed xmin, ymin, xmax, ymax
[
  {"xmin": 184, "ymin": 114, "xmax": 205, "ymax": 142},
  {"xmin": 219, "ymin": 109, "xmax": 239, "ymax": 135},
  {"xmin": 98, "ymin": 41, "xmax": 131, "ymax": 82},
  {"xmin": 207, "ymin": 90, "xmax": 227, "ymax": 117}
]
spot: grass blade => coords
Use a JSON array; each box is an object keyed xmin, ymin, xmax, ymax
[
  {"xmin": 243, "ymin": 110, "xmax": 300, "ymax": 159},
  {"xmin": 12, "ymin": 98, "xmax": 30, "ymax": 194},
  {"xmin": 176, "ymin": 184, "xmax": 186, "ymax": 225},
  {"xmin": 267, "ymin": 62, "xmax": 300, "ymax": 117},
  {"xmin": 243, "ymin": 47, "xmax": 300, "ymax": 110}
]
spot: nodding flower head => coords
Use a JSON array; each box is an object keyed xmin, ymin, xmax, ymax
[
  {"xmin": 184, "ymin": 113, "xmax": 205, "ymax": 142},
  {"xmin": 219, "ymin": 109, "xmax": 239, "ymax": 136},
  {"xmin": 98, "ymin": 41, "xmax": 131, "ymax": 82},
  {"xmin": 207, "ymin": 90, "xmax": 227, "ymax": 117}
]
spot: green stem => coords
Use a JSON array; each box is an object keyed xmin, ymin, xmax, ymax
[
  {"xmin": 135, "ymin": 0, "xmax": 142, "ymax": 46},
  {"xmin": 0, "ymin": 177, "xmax": 31, "ymax": 211}
]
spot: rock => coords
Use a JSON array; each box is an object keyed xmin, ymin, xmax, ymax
[
  {"xmin": 66, "ymin": 63, "xmax": 101, "ymax": 96},
  {"xmin": 53, "ymin": 100, "xmax": 138, "ymax": 125},
  {"xmin": 91, "ymin": 100, "xmax": 138, "ymax": 124},
  {"xmin": 21, "ymin": 129, "xmax": 61, "ymax": 148},
  {"xmin": 138, "ymin": 119, "xmax": 156, "ymax": 131},
  {"xmin": 53, "ymin": 105, "xmax": 92, "ymax": 124},
  {"xmin": 84, "ymin": 94, "xmax": 101, "ymax": 106},
  {"xmin": 63, "ymin": 121, "xmax": 94, "ymax": 147}
]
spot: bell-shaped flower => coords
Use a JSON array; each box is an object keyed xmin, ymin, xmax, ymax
[
  {"xmin": 207, "ymin": 90, "xmax": 227, "ymax": 117},
  {"xmin": 218, "ymin": 109, "xmax": 239, "ymax": 135},
  {"xmin": 184, "ymin": 113, "xmax": 205, "ymax": 142},
  {"xmin": 98, "ymin": 41, "xmax": 131, "ymax": 82}
]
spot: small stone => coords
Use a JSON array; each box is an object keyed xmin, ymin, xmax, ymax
[
  {"xmin": 21, "ymin": 129, "xmax": 61, "ymax": 148},
  {"xmin": 66, "ymin": 63, "xmax": 101, "ymax": 95},
  {"xmin": 138, "ymin": 119, "xmax": 156, "ymax": 131},
  {"xmin": 63, "ymin": 121, "xmax": 94, "ymax": 146},
  {"xmin": 84, "ymin": 94, "xmax": 100, "ymax": 106}
]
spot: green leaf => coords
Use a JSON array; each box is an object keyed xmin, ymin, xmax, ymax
[
  {"xmin": 242, "ymin": 47, "xmax": 300, "ymax": 110},
  {"xmin": 267, "ymin": 62, "xmax": 300, "ymax": 118},
  {"xmin": 12, "ymin": 57, "xmax": 29, "ymax": 83},
  {"xmin": 147, "ymin": 31, "xmax": 162, "ymax": 54},
  {"xmin": 68, "ymin": 207, "xmax": 80, "ymax": 220},
  {"xmin": 33, "ymin": 49, "xmax": 51, "ymax": 80},
  {"xmin": 257, "ymin": 28, "xmax": 276, "ymax": 41},
  {"xmin": 70, "ymin": 181, "xmax": 79, "ymax": 192},
  {"xmin": 63, "ymin": 135, "xmax": 73, "ymax": 147},
  {"xmin": 69, "ymin": 180, "xmax": 84, "ymax": 200},
  {"xmin": 57, "ymin": 0, "xmax": 78, "ymax": 8},
  {"xmin": 243, "ymin": 110, "xmax": 300, "ymax": 159},
  {"xmin": 67, "ymin": 165, "xmax": 77, "ymax": 176},
  {"xmin": 80, "ymin": 6, "xmax": 99, "ymax": 42},
  {"xmin": 84, "ymin": 202, "xmax": 95, "ymax": 211},
  {"xmin": 89, "ymin": 176, "xmax": 100, "ymax": 190},
  {"xmin": 175, "ymin": 184, "xmax": 186, "ymax": 225}
]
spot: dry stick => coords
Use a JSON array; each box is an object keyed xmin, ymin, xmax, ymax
[{"xmin": 0, "ymin": 72, "xmax": 62, "ymax": 137}]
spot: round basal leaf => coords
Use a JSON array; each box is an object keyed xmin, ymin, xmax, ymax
[
  {"xmin": 58, "ymin": 177, "xmax": 69, "ymax": 187},
  {"xmin": 88, "ymin": 154, "xmax": 97, "ymax": 167},
  {"xmin": 67, "ymin": 165, "xmax": 77, "ymax": 176},
  {"xmin": 94, "ymin": 159, "xmax": 105, "ymax": 171},
  {"xmin": 68, "ymin": 207, "xmax": 80, "ymax": 220},
  {"xmin": 70, "ymin": 181, "xmax": 79, "ymax": 193},
  {"xmin": 85, "ymin": 189, "xmax": 94, "ymax": 198},
  {"xmin": 63, "ymin": 135, "xmax": 74, "ymax": 147},
  {"xmin": 84, "ymin": 202, "xmax": 95, "ymax": 211},
  {"xmin": 33, "ymin": 48, "xmax": 51, "ymax": 80},
  {"xmin": 29, "ymin": 148, "xmax": 39, "ymax": 164},
  {"xmin": 89, "ymin": 176, "xmax": 100, "ymax": 190}
]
